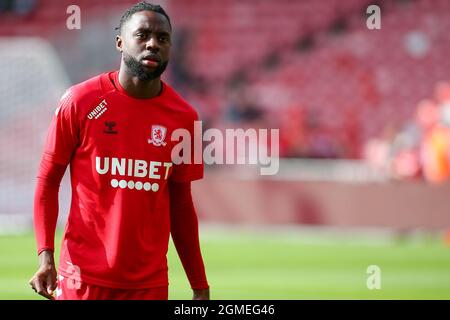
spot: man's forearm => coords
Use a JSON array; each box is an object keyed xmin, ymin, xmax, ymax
[
  {"xmin": 171, "ymin": 219, "xmax": 209, "ymax": 289},
  {"xmin": 33, "ymin": 157, "xmax": 66, "ymax": 254},
  {"xmin": 169, "ymin": 181, "xmax": 209, "ymax": 290}
]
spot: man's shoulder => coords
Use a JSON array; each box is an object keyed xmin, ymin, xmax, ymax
[
  {"xmin": 163, "ymin": 83, "xmax": 199, "ymax": 121},
  {"xmin": 68, "ymin": 73, "xmax": 108, "ymax": 99},
  {"xmin": 66, "ymin": 72, "xmax": 111, "ymax": 103}
]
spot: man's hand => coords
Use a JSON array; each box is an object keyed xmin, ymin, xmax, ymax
[
  {"xmin": 193, "ymin": 288, "xmax": 210, "ymax": 300},
  {"xmin": 29, "ymin": 250, "xmax": 57, "ymax": 300}
]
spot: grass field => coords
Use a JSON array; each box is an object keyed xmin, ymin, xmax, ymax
[{"xmin": 1, "ymin": 227, "xmax": 449, "ymax": 300}]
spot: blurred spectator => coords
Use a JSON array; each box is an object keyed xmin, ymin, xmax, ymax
[
  {"xmin": 170, "ymin": 29, "xmax": 207, "ymax": 93},
  {"xmin": 13, "ymin": 0, "xmax": 36, "ymax": 15},
  {"xmin": 368, "ymin": 82, "xmax": 450, "ymax": 183},
  {"xmin": 279, "ymin": 105, "xmax": 308, "ymax": 157},
  {"xmin": 389, "ymin": 120, "xmax": 422, "ymax": 180},
  {"xmin": 225, "ymin": 85, "xmax": 266, "ymax": 126},
  {"xmin": 419, "ymin": 84, "xmax": 450, "ymax": 183},
  {"xmin": 364, "ymin": 123, "xmax": 397, "ymax": 175},
  {"xmin": 308, "ymin": 125, "xmax": 340, "ymax": 159},
  {"xmin": 0, "ymin": 0, "xmax": 15, "ymax": 13},
  {"xmin": 0, "ymin": 0, "xmax": 36, "ymax": 15},
  {"xmin": 421, "ymin": 124, "xmax": 450, "ymax": 183},
  {"xmin": 338, "ymin": 110, "xmax": 362, "ymax": 159}
]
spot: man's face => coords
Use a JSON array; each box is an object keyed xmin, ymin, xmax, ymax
[{"xmin": 117, "ymin": 11, "xmax": 171, "ymax": 81}]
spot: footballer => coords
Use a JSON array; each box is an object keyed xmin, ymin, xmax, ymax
[{"xmin": 29, "ymin": 1, "xmax": 210, "ymax": 300}]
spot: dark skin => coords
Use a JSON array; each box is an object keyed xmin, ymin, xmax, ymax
[
  {"xmin": 29, "ymin": 250, "xmax": 57, "ymax": 300},
  {"xmin": 29, "ymin": 10, "xmax": 210, "ymax": 301},
  {"xmin": 116, "ymin": 10, "xmax": 171, "ymax": 99}
]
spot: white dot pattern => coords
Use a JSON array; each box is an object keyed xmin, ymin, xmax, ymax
[
  {"xmin": 111, "ymin": 179, "xmax": 118, "ymax": 188},
  {"xmin": 110, "ymin": 179, "xmax": 159, "ymax": 192}
]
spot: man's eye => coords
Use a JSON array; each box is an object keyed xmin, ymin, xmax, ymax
[
  {"xmin": 159, "ymin": 37, "xmax": 169, "ymax": 43},
  {"xmin": 136, "ymin": 33, "xmax": 146, "ymax": 39}
]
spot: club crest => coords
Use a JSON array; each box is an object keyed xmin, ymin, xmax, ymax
[{"xmin": 148, "ymin": 125, "xmax": 167, "ymax": 146}]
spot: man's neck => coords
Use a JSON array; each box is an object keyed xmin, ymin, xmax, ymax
[{"xmin": 118, "ymin": 68, "xmax": 162, "ymax": 99}]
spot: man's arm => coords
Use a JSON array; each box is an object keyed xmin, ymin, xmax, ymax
[
  {"xmin": 29, "ymin": 157, "xmax": 67, "ymax": 300},
  {"xmin": 168, "ymin": 180, "xmax": 210, "ymax": 300}
]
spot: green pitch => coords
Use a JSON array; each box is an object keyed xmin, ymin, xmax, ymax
[{"xmin": 0, "ymin": 227, "xmax": 449, "ymax": 299}]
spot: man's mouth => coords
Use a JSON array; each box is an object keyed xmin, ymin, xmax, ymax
[{"xmin": 141, "ymin": 54, "xmax": 161, "ymax": 67}]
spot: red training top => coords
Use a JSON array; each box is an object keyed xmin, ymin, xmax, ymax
[{"xmin": 34, "ymin": 71, "xmax": 208, "ymax": 289}]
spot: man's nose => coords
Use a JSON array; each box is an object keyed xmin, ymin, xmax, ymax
[{"xmin": 146, "ymin": 37, "xmax": 159, "ymax": 51}]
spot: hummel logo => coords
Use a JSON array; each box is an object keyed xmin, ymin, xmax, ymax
[{"xmin": 104, "ymin": 121, "xmax": 118, "ymax": 134}]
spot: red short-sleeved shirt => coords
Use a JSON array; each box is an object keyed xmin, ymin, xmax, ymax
[{"xmin": 44, "ymin": 71, "xmax": 203, "ymax": 289}]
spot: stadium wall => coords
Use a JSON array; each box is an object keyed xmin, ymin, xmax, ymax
[{"xmin": 192, "ymin": 168, "xmax": 450, "ymax": 230}]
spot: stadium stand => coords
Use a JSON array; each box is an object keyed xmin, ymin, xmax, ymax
[
  {"xmin": 167, "ymin": 0, "xmax": 450, "ymax": 161},
  {"xmin": 1, "ymin": 0, "xmax": 449, "ymax": 229},
  {"xmin": 1, "ymin": 0, "xmax": 448, "ymax": 160}
]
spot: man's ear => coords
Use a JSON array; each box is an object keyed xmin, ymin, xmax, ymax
[{"xmin": 116, "ymin": 35, "xmax": 123, "ymax": 53}]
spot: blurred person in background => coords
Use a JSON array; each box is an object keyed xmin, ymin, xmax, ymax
[
  {"xmin": 417, "ymin": 95, "xmax": 450, "ymax": 184},
  {"xmin": 365, "ymin": 81, "xmax": 450, "ymax": 183},
  {"xmin": 225, "ymin": 83, "xmax": 266, "ymax": 127},
  {"xmin": 278, "ymin": 105, "xmax": 309, "ymax": 158},
  {"xmin": 0, "ymin": 0, "xmax": 36, "ymax": 15},
  {"xmin": 390, "ymin": 121, "xmax": 422, "ymax": 181},
  {"xmin": 364, "ymin": 123, "xmax": 398, "ymax": 177},
  {"xmin": 29, "ymin": 1, "xmax": 209, "ymax": 300}
]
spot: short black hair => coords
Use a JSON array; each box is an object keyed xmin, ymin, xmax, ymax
[{"xmin": 116, "ymin": 1, "xmax": 172, "ymax": 33}]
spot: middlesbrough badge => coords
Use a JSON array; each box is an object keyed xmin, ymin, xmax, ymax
[{"xmin": 148, "ymin": 125, "xmax": 167, "ymax": 146}]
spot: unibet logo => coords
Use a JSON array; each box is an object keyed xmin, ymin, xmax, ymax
[
  {"xmin": 95, "ymin": 157, "xmax": 172, "ymax": 192},
  {"xmin": 87, "ymin": 99, "xmax": 108, "ymax": 120}
]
